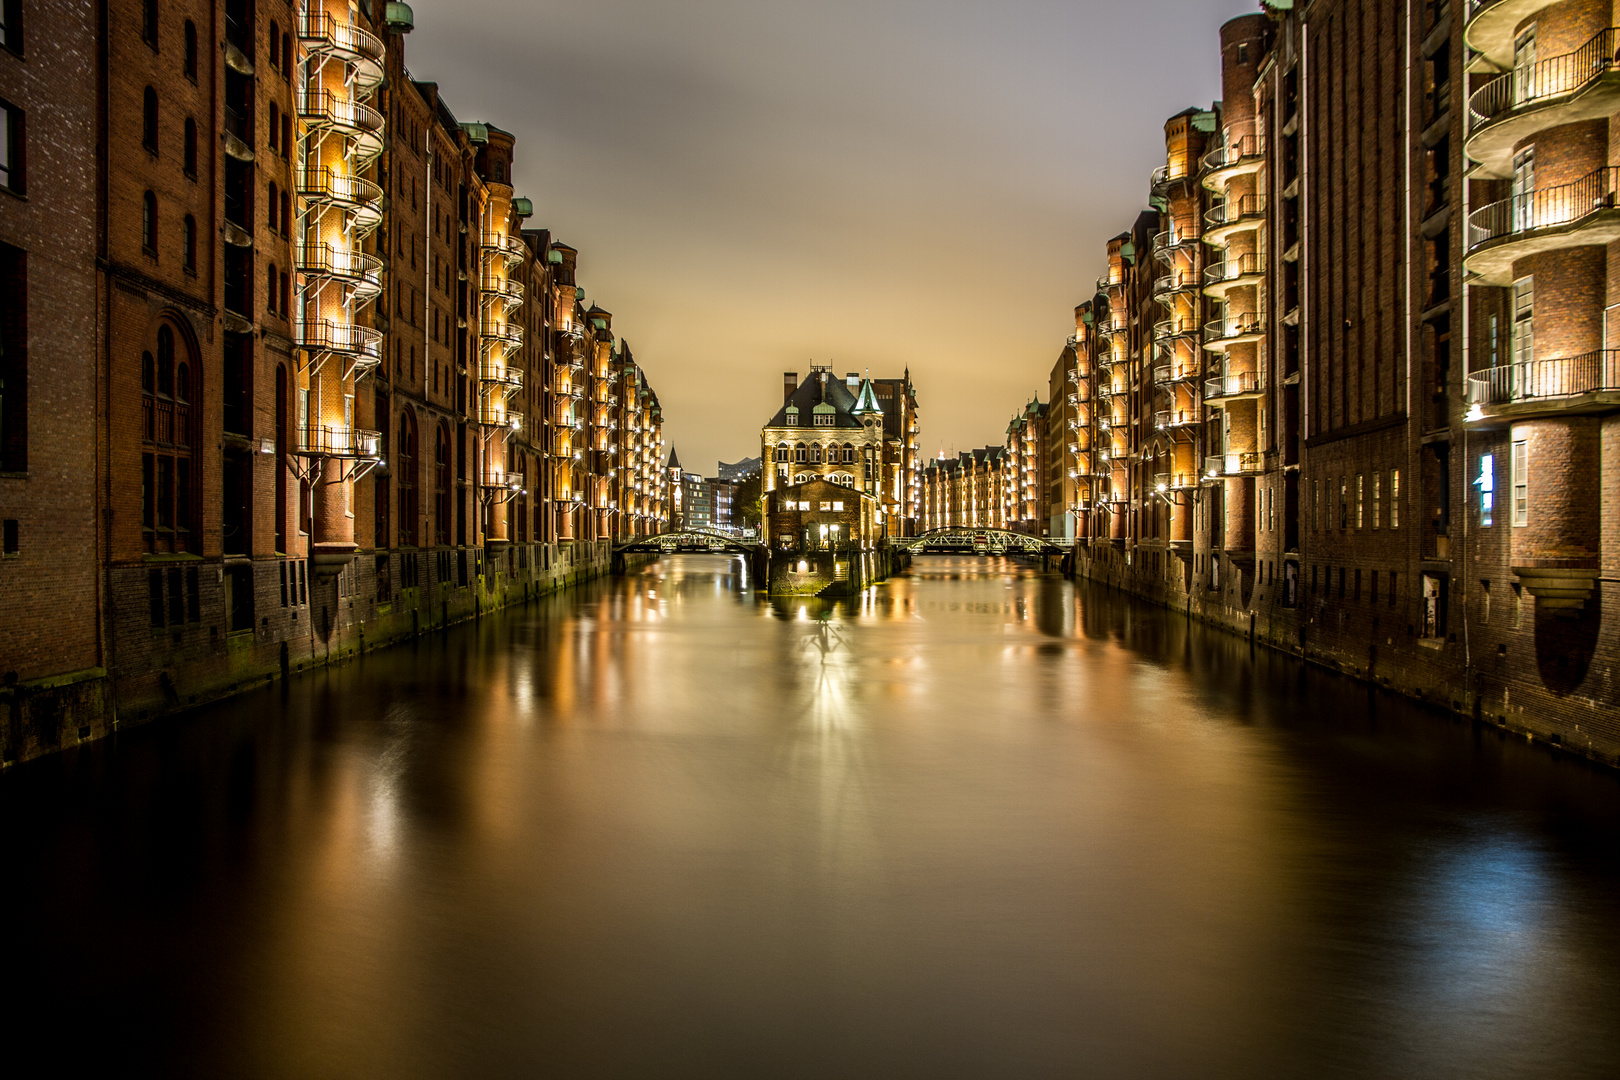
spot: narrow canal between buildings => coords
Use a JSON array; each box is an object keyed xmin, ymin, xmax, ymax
[{"xmin": 6, "ymin": 556, "xmax": 1620, "ymax": 1078}]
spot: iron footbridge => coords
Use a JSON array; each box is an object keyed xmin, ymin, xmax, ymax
[
  {"xmin": 615, "ymin": 527, "xmax": 765, "ymax": 556},
  {"xmin": 894, "ymin": 527, "xmax": 1069, "ymax": 556}
]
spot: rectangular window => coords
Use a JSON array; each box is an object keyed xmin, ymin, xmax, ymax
[
  {"xmin": 1372, "ymin": 472, "xmax": 1381, "ymax": 530},
  {"xmin": 148, "ymin": 570, "xmax": 164, "ymax": 628},
  {"xmin": 0, "ymin": 242, "xmax": 26, "ymax": 471},
  {"xmin": 0, "ymin": 99, "xmax": 22, "ymax": 194},
  {"xmin": 1512, "ymin": 440, "xmax": 1528, "ymax": 526},
  {"xmin": 1312, "ymin": 479, "xmax": 1320, "ymax": 530},
  {"xmin": 1511, "ymin": 276, "xmax": 1534, "ymax": 367},
  {"xmin": 1, "ymin": 517, "xmax": 15, "ymax": 555},
  {"xmin": 1390, "ymin": 470, "xmax": 1401, "ymax": 528},
  {"xmin": 1476, "ymin": 453, "xmax": 1494, "ymax": 527},
  {"xmin": 0, "ymin": 0, "xmax": 23, "ymax": 54},
  {"xmin": 1339, "ymin": 477, "xmax": 1348, "ymax": 530},
  {"xmin": 1356, "ymin": 474, "xmax": 1364, "ymax": 528}
]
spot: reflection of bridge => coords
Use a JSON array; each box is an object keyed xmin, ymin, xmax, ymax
[
  {"xmin": 894, "ymin": 527, "xmax": 1068, "ymax": 556},
  {"xmin": 614, "ymin": 527, "xmax": 764, "ymax": 555}
]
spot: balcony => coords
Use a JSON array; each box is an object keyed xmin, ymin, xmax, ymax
[
  {"xmin": 1153, "ymin": 270, "xmax": 1199, "ymax": 301},
  {"xmin": 1154, "ymin": 408, "xmax": 1201, "ymax": 431},
  {"xmin": 296, "ymin": 168, "xmax": 384, "ymax": 234},
  {"xmin": 1205, "ymin": 371, "xmax": 1263, "ymax": 404},
  {"xmin": 221, "ymin": 106, "xmax": 254, "ymax": 162},
  {"xmin": 1466, "ymin": 2, "xmax": 1560, "ymax": 71},
  {"xmin": 1151, "ymin": 229, "xmax": 1199, "ymax": 266},
  {"xmin": 1202, "ymin": 253, "xmax": 1265, "ymax": 301},
  {"xmin": 298, "ymin": 320, "xmax": 383, "ymax": 373},
  {"xmin": 482, "ymin": 233, "xmax": 527, "ymax": 267},
  {"xmin": 1202, "ymin": 310, "xmax": 1266, "ymax": 351},
  {"xmin": 298, "ymin": 11, "xmax": 385, "ymax": 93},
  {"xmin": 1153, "ymin": 362, "xmax": 1199, "ymax": 385},
  {"xmin": 1096, "ymin": 318, "xmax": 1129, "ymax": 344},
  {"xmin": 1200, "ymin": 134, "xmax": 1265, "ymax": 191},
  {"xmin": 480, "ymin": 321, "xmax": 524, "ymax": 352},
  {"xmin": 479, "ymin": 363, "xmax": 523, "ymax": 396},
  {"xmin": 1205, "ymin": 450, "xmax": 1276, "ymax": 478},
  {"xmin": 481, "ymin": 471, "xmax": 526, "ymax": 493},
  {"xmin": 1466, "ymin": 29, "xmax": 1620, "ymax": 177},
  {"xmin": 1465, "ymin": 166, "xmax": 1620, "ymax": 284},
  {"xmin": 1465, "ymin": 350, "xmax": 1620, "ymax": 421},
  {"xmin": 1203, "ymin": 194, "xmax": 1267, "ymax": 247},
  {"xmin": 296, "ymin": 90, "xmax": 385, "ymax": 164},
  {"xmin": 1151, "ymin": 163, "xmax": 1194, "ymax": 193},
  {"xmin": 1153, "ymin": 317, "xmax": 1199, "ymax": 346},
  {"xmin": 480, "ymin": 274, "xmax": 525, "ymax": 312},
  {"xmin": 296, "ymin": 244, "xmax": 383, "ymax": 303},
  {"xmin": 297, "ymin": 425, "xmax": 382, "ymax": 460}
]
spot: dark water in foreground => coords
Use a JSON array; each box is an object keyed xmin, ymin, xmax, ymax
[{"xmin": 5, "ymin": 556, "xmax": 1619, "ymax": 1078}]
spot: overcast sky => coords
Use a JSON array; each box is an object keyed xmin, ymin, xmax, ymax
[{"xmin": 406, "ymin": 0, "xmax": 1247, "ymax": 475}]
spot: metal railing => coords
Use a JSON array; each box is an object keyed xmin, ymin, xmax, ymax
[
  {"xmin": 1203, "ymin": 311, "xmax": 1266, "ymax": 344},
  {"xmin": 1467, "ymin": 165, "xmax": 1620, "ymax": 249},
  {"xmin": 1468, "ymin": 28, "xmax": 1619, "ymax": 128},
  {"xmin": 1204, "ymin": 194, "xmax": 1267, "ymax": 232},
  {"xmin": 479, "ymin": 364, "xmax": 523, "ymax": 392},
  {"xmin": 482, "ymin": 233, "xmax": 528, "ymax": 264},
  {"xmin": 298, "ymin": 319, "xmax": 383, "ymax": 361},
  {"xmin": 1201, "ymin": 134, "xmax": 1265, "ymax": 175},
  {"xmin": 1153, "ymin": 317, "xmax": 1199, "ymax": 342},
  {"xmin": 296, "ymin": 243, "xmax": 382, "ymax": 286},
  {"xmin": 1154, "ymin": 409, "xmax": 1201, "ymax": 429},
  {"xmin": 1206, "ymin": 450, "xmax": 1276, "ymax": 476},
  {"xmin": 1466, "ymin": 350, "xmax": 1620, "ymax": 403},
  {"xmin": 1205, "ymin": 371, "xmax": 1262, "ymax": 401},
  {"xmin": 1203, "ymin": 253, "xmax": 1265, "ymax": 288},
  {"xmin": 1153, "ymin": 272, "xmax": 1199, "ymax": 298},
  {"xmin": 296, "ymin": 168, "xmax": 384, "ymax": 210},
  {"xmin": 298, "ymin": 11, "xmax": 385, "ymax": 69},
  {"xmin": 481, "ymin": 472, "xmax": 526, "ymax": 490},
  {"xmin": 298, "ymin": 425, "xmax": 381, "ymax": 459}
]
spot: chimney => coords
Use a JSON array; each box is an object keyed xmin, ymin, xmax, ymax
[{"xmin": 784, "ymin": 372, "xmax": 797, "ymax": 403}]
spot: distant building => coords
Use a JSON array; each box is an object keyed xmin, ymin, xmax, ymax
[
  {"xmin": 709, "ymin": 480, "xmax": 737, "ymax": 529},
  {"xmin": 717, "ymin": 458, "xmax": 761, "ymax": 483},
  {"xmin": 761, "ymin": 366, "xmax": 918, "ymax": 537},
  {"xmin": 683, "ymin": 473, "xmax": 713, "ymax": 529}
]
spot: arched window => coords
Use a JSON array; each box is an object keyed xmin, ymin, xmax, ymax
[
  {"xmin": 843, "ymin": 444, "xmax": 855, "ymax": 463},
  {"xmin": 267, "ymin": 182, "xmax": 279, "ymax": 231},
  {"xmin": 141, "ymin": 324, "xmax": 196, "ymax": 554},
  {"xmin": 266, "ymin": 263, "xmax": 279, "ymax": 313},
  {"xmin": 281, "ymin": 189, "xmax": 292, "ymax": 232},
  {"xmin": 434, "ymin": 422, "xmax": 451, "ymax": 546},
  {"xmin": 515, "ymin": 452, "xmax": 529, "ymax": 543},
  {"xmin": 775, "ymin": 442, "xmax": 789, "ymax": 463},
  {"xmin": 181, "ymin": 215, "xmax": 196, "ymax": 271},
  {"xmin": 280, "ymin": 270, "xmax": 290, "ymax": 316},
  {"xmin": 794, "ymin": 442, "xmax": 806, "ymax": 463},
  {"xmin": 268, "ymin": 103, "xmax": 280, "ymax": 152},
  {"xmin": 268, "ymin": 20, "xmax": 280, "ymax": 68},
  {"xmin": 810, "ymin": 445, "xmax": 822, "ymax": 464},
  {"xmin": 183, "ymin": 20, "xmax": 197, "ymax": 79},
  {"xmin": 143, "ymin": 87, "xmax": 158, "ymax": 152},
  {"xmin": 143, "ymin": 0, "xmax": 158, "ymax": 48},
  {"xmin": 282, "ymin": 32, "xmax": 292, "ymax": 74},
  {"xmin": 183, "ymin": 117, "xmax": 197, "ymax": 176},
  {"xmin": 398, "ymin": 409, "xmax": 420, "ymax": 546},
  {"xmin": 142, "ymin": 191, "xmax": 158, "ymax": 254}
]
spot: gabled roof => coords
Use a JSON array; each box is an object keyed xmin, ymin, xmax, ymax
[{"xmin": 765, "ymin": 370, "xmax": 867, "ymax": 430}]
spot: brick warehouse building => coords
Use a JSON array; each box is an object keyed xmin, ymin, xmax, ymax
[
  {"xmin": 0, "ymin": 0, "xmax": 671, "ymax": 764},
  {"xmin": 1019, "ymin": 0, "xmax": 1619, "ymax": 763}
]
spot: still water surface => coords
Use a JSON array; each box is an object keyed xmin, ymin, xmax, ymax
[{"xmin": 6, "ymin": 556, "xmax": 1620, "ymax": 1078}]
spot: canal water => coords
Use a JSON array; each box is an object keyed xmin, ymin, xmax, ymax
[{"xmin": 6, "ymin": 556, "xmax": 1619, "ymax": 1078}]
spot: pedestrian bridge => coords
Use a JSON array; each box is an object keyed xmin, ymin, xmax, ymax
[
  {"xmin": 894, "ymin": 528, "xmax": 1069, "ymax": 556},
  {"xmin": 614, "ymin": 527, "xmax": 764, "ymax": 555}
]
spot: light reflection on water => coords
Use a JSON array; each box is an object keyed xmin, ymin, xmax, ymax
[{"xmin": 4, "ymin": 555, "xmax": 1619, "ymax": 1079}]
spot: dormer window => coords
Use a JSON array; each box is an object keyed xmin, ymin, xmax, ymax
[
  {"xmin": 813, "ymin": 412, "xmax": 833, "ymax": 427},
  {"xmin": 785, "ymin": 406, "xmax": 799, "ymax": 425}
]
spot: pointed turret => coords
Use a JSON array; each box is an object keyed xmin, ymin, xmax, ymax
[{"xmin": 851, "ymin": 378, "xmax": 884, "ymax": 416}]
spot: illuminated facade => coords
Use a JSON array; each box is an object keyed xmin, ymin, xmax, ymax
[
  {"xmin": 0, "ymin": 0, "xmax": 668, "ymax": 764},
  {"xmin": 761, "ymin": 366, "xmax": 918, "ymax": 537}
]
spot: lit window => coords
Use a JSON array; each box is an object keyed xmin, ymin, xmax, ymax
[
  {"xmin": 832, "ymin": 501, "xmax": 844, "ymax": 512},
  {"xmin": 1475, "ymin": 453, "xmax": 1494, "ymax": 527},
  {"xmin": 1390, "ymin": 470, "xmax": 1400, "ymax": 528}
]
